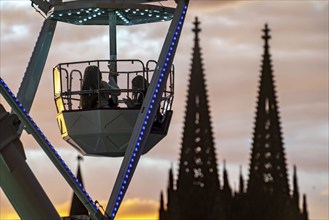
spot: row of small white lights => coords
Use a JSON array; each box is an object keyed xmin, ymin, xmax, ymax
[
  {"xmin": 52, "ymin": 7, "xmax": 170, "ymax": 24},
  {"xmin": 117, "ymin": 9, "xmax": 171, "ymax": 24},
  {"xmin": 50, "ymin": 8, "xmax": 103, "ymax": 23},
  {"xmin": 115, "ymin": 10, "xmax": 130, "ymax": 24}
]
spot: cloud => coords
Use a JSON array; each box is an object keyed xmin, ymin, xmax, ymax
[
  {"xmin": 0, "ymin": 1, "xmax": 328, "ymax": 219},
  {"xmin": 0, "ymin": 189, "xmax": 19, "ymax": 219},
  {"xmin": 115, "ymin": 198, "xmax": 158, "ymax": 220},
  {"xmin": 56, "ymin": 200, "xmax": 71, "ymax": 217},
  {"xmin": 0, "ymin": 209, "xmax": 19, "ymax": 220},
  {"xmin": 321, "ymin": 188, "xmax": 329, "ymax": 196},
  {"xmin": 161, "ymin": 0, "xmax": 240, "ymax": 10}
]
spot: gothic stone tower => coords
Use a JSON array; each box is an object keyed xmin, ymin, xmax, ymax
[
  {"xmin": 159, "ymin": 17, "xmax": 223, "ymax": 220},
  {"xmin": 159, "ymin": 20, "xmax": 309, "ymax": 220},
  {"xmin": 244, "ymin": 24, "xmax": 308, "ymax": 220}
]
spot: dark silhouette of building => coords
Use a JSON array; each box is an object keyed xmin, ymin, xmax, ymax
[
  {"xmin": 69, "ymin": 155, "xmax": 89, "ymax": 217},
  {"xmin": 159, "ymin": 18, "xmax": 308, "ymax": 220},
  {"xmin": 159, "ymin": 16, "xmax": 228, "ymax": 220},
  {"xmin": 241, "ymin": 24, "xmax": 308, "ymax": 220}
]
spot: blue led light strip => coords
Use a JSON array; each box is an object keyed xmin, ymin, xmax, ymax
[
  {"xmin": 105, "ymin": 1, "xmax": 189, "ymax": 219},
  {"xmin": 0, "ymin": 78, "xmax": 103, "ymax": 220}
]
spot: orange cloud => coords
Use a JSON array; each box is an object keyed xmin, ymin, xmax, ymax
[
  {"xmin": 0, "ymin": 200, "xmax": 70, "ymax": 220},
  {"xmin": 79, "ymin": 198, "xmax": 159, "ymax": 220},
  {"xmin": 321, "ymin": 189, "xmax": 329, "ymax": 196},
  {"xmin": 56, "ymin": 200, "xmax": 71, "ymax": 217},
  {"xmin": 0, "ymin": 198, "xmax": 158, "ymax": 220},
  {"xmin": 0, "ymin": 211, "xmax": 19, "ymax": 220},
  {"xmin": 114, "ymin": 198, "xmax": 159, "ymax": 220}
]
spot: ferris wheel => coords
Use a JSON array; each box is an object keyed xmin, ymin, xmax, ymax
[{"xmin": 0, "ymin": 0, "xmax": 190, "ymax": 219}]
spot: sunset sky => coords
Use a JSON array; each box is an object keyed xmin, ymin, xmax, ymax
[{"xmin": 0, "ymin": 1, "xmax": 328, "ymax": 219}]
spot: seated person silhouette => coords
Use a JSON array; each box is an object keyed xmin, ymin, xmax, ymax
[
  {"xmin": 80, "ymin": 65, "xmax": 110, "ymax": 109},
  {"xmin": 125, "ymin": 75, "xmax": 148, "ymax": 108}
]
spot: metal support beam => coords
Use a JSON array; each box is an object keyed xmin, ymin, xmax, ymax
[
  {"xmin": 16, "ymin": 12, "xmax": 59, "ymax": 134},
  {"xmin": 105, "ymin": 1, "xmax": 190, "ymax": 219},
  {"xmin": 0, "ymin": 104, "xmax": 61, "ymax": 220},
  {"xmin": 109, "ymin": 11, "xmax": 118, "ymax": 105},
  {"xmin": 109, "ymin": 11, "xmax": 117, "ymax": 80},
  {"xmin": 31, "ymin": 0, "xmax": 51, "ymax": 14},
  {"xmin": 1, "ymin": 78, "xmax": 104, "ymax": 220}
]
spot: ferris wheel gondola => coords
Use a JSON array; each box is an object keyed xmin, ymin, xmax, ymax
[{"xmin": 53, "ymin": 59, "xmax": 174, "ymax": 157}]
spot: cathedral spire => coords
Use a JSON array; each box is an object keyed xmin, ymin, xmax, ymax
[
  {"xmin": 159, "ymin": 191, "xmax": 167, "ymax": 220},
  {"xmin": 69, "ymin": 155, "xmax": 89, "ymax": 216},
  {"xmin": 170, "ymin": 16, "xmax": 219, "ymax": 220},
  {"xmin": 247, "ymin": 23, "xmax": 290, "ymax": 197},
  {"xmin": 302, "ymin": 194, "xmax": 309, "ymax": 220},
  {"xmin": 160, "ymin": 191, "xmax": 165, "ymax": 211},
  {"xmin": 168, "ymin": 165, "xmax": 174, "ymax": 190},
  {"xmin": 293, "ymin": 165, "xmax": 300, "ymax": 208},
  {"xmin": 177, "ymin": 16, "xmax": 219, "ymax": 191},
  {"xmin": 222, "ymin": 160, "xmax": 232, "ymax": 198},
  {"xmin": 239, "ymin": 165, "xmax": 245, "ymax": 194},
  {"xmin": 245, "ymin": 24, "xmax": 293, "ymax": 220}
]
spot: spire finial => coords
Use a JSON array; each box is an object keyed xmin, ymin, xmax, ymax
[
  {"xmin": 193, "ymin": 17, "xmax": 201, "ymax": 38},
  {"xmin": 262, "ymin": 23, "xmax": 271, "ymax": 43}
]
